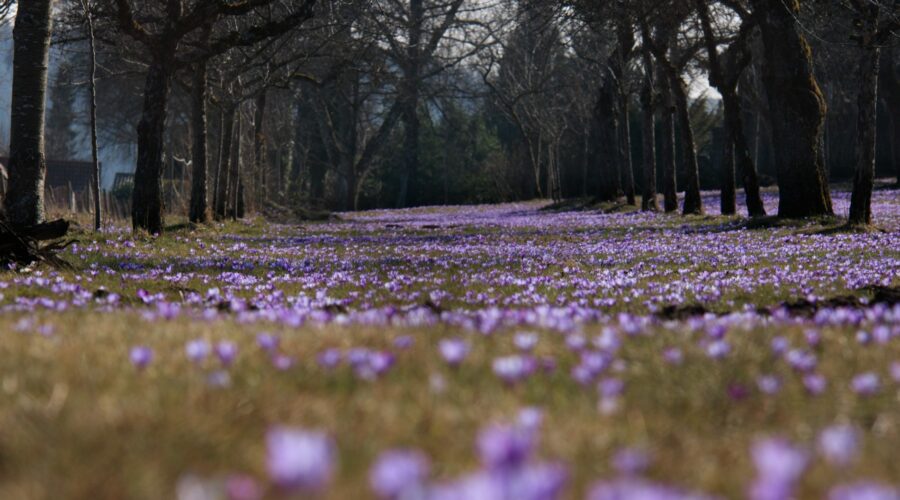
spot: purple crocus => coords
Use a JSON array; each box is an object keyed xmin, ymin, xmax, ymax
[
  {"xmin": 225, "ymin": 474, "xmax": 262, "ymax": 500},
  {"xmin": 851, "ymin": 372, "xmax": 880, "ymax": 395},
  {"xmin": 514, "ymin": 331, "xmax": 539, "ymax": 352},
  {"xmin": 129, "ymin": 346, "xmax": 153, "ymax": 369},
  {"xmin": 256, "ymin": 333, "xmax": 280, "ymax": 353},
  {"xmin": 438, "ymin": 338, "xmax": 469, "ymax": 366},
  {"xmin": 215, "ymin": 341, "xmax": 238, "ymax": 366},
  {"xmin": 477, "ymin": 423, "xmax": 534, "ymax": 471},
  {"xmin": 369, "ymin": 449, "xmax": 430, "ymax": 499},
  {"xmin": 757, "ymin": 375, "xmax": 782, "ymax": 395},
  {"xmin": 393, "ymin": 336, "xmax": 414, "ymax": 350},
  {"xmin": 818, "ymin": 424, "xmax": 860, "ymax": 466},
  {"xmin": 266, "ymin": 427, "xmax": 335, "ymax": 491},
  {"xmin": 492, "ymin": 355, "xmax": 534, "ymax": 384},
  {"xmin": 803, "ymin": 374, "xmax": 828, "ymax": 395},
  {"xmin": 272, "ymin": 354, "xmax": 295, "ymax": 371},
  {"xmin": 612, "ymin": 447, "xmax": 650, "ymax": 476},
  {"xmin": 185, "ymin": 339, "xmax": 210, "ymax": 363},
  {"xmin": 317, "ymin": 348, "xmax": 342, "ymax": 369},
  {"xmin": 705, "ymin": 340, "xmax": 730, "ymax": 359},
  {"xmin": 889, "ymin": 362, "xmax": 900, "ymax": 383},
  {"xmin": 662, "ymin": 347, "xmax": 683, "ymax": 365},
  {"xmin": 828, "ymin": 481, "xmax": 899, "ymax": 500},
  {"xmin": 749, "ymin": 438, "xmax": 809, "ymax": 500}
]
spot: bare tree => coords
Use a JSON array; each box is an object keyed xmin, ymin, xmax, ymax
[{"xmin": 4, "ymin": 0, "xmax": 56, "ymax": 226}]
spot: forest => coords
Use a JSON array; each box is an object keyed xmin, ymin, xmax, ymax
[{"xmin": 0, "ymin": 1, "xmax": 897, "ymax": 499}]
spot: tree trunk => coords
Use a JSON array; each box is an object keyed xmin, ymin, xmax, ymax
[
  {"xmin": 4, "ymin": 0, "xmax": 54, "ymax": 227},
  {"xmin": 725, "ymin": 91, "xmax": 767, "ymax": 217},
  {"xmin": 877, "ymin": 46, "xmax": 899, "ymax": 186},
  {"xmin": 82, "ymin": 0, "xmax": 101, "ymax": 230},
  {"xmin": 720, "ymin": 119, "xmax": 736, "ymax": 215},
  {"xmin": 619, "ymin": 95, "xmax": 636, "ymax": 205},
  {"xmin": 658, "ymin": 75, "xmax": 678, "ymax": 213},
  {"xmin": 132, "ymin": 56, "xmax": 173, "ymax": 234},
  {"xmin": 848, "ymin": 19, "xmax": 881, "ymax": 226},
  {"xmin": 667, "ymin": 74, "xmax": 703, "ymax": 215},
  {"xmin": 614, "ymin": 22, "xmax": 636, "ymax": 206},
  {"xmin": 253, "ymin": 91, "xmax": 267, "ymax": 212},
  {"xmin": 640, "ymin": 54, "xmax": 659, "ymax": 212},
  {"xmin": 592, "ymin": 72, "xmax": 621, "ymax": 202},
  {"xmin": 189, "ymin": 61, "xmax": 209, "ymax": 223},
  {"xmin": 289, "ymin": 94, "xmax": 305, "ymax": 199},
  {"xmin": 752, "ymin": 0, "xmax": 833, "ymax": 218},
  {"xmin": 214, "ymin": 105, "xmax": 235, "ymax": 220},
  {"xmin": 229, "ymin": 105, "xmax": 243, "ymax": 220}
]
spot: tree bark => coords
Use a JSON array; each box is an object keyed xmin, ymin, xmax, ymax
[
  {"xmin": 879, "ymin": 47, "xmax": 900, "ymax": 186},
  {"xmin": 720, "ymin": 120, "xmax": 736, "ymax": 215},
  {"xmin": 131, "ymin": 55, "xmax": 173, "ymax": 234},
  {"xmin": 848, "ymin": 10, "xmax": 881, "ymax": 226},
  {"xmin": 189, "ymin": 61, "xmax": 209, "ymax": 223},
  {"xmin": 618, "ymin": 95, "xmax": 635, "ymax": 205},
  {"xmin": 229, "ymin": 105, "xmax": 243, "ymax": 220},
  {"xmin": 4, "ymin": 0, "xmax": 55, "ymax": 227},
  {"xmin": 752, "ymin": 0, "xmax": 833, "ymax": 218},
  {"xmin": 658, "ymin": 73, "xmax": 678, "ymax": 213},
  {"xmin": 396, "ymin": 0, "xmax": 424, "ymax": 209},
  {"xmin": 614, "ymin": 23, "xmax": 636, "ymax": 205},
  {"xmin": 214, "ymin": 104, "xmax": 235, "ymax": 220},
  {"xmin": 592, "ymin": 71, "xmax": 621, "ymax": 202},
  {"xmin": 82, "ymin": 0, "xmax": 102, "ymax": 230},
  {"xmin": 253, "ymin": 91, "xmax": 267, "ymax": 212},
  {"xmin": 640, "ymin": 50, "xmax": 659, "ymax": 212},
  {"xmin": 662, "ymin": 69, "xmax": 703, "ymax": 215}
]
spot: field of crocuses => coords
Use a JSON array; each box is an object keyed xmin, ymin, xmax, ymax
[{"xmin": 0, "ymin": 187, "xmax": 899, "ymax": 500}]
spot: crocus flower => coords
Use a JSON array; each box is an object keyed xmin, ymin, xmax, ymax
[
  {"xmin": 803, "ymin": 374, "xmax": 828, "ymax": 395},
  {"xmin": 369, "ymin": 449, "xmax": 430, "ymax": 499},
  {"xmin": 225, "ymin": 474, "xmax": 262, "ymax": 500},
  {"xmin": 492, "ymin": 355, "xmax": 533, "ymax": 384},
  {"xmin": 129, "ymin": 346, "xmax": 153, "ymax": 369},
  {"xmin": 393, "ymin": 336, "xmax": 414, "ymax": 350},
  {"xmin": 828, "ymin": 481, "xmax": 899, "ymax": 500},
  {"xmin": 889, "ymin": 362, "xmax": 900, "ymax": 383},
  {"xmin": 438, "ymin": 338, "xmax": 469, "ymax": 366},
  {"xmin": 851, "ymin": 372, "xmax": 880, "ymax": 395},
  {"xmin": 514, "ymin": 331, "xmax": 539, "ymax": 352},
  {"xmin": 588, "ymin": 478, "xmax": 712, "ymax": 500},
  {"xmin": 612, "ymin": 447, "xmax": 650, "ymax": 476},
  {"xmin": 818, "ymin": 424, "xmax": 860, "ymax": 466},
  {"xmin": 477, "ymin": 423, "xmax": 534, "ymax": 471},
  {"xmin": 185, "ymin": 339, "xmax": 210, "ymax": 363},
  {"xmin": 749, "ymin": 438, "xmax": 809, "ymax": 500},
  {"xmin": 706, "ymin": 340, "xmax": 730, "ymax": 359},
  {"xmin": 662, "ymin": 347, "xmax": 683, "ymax": 365},
  {"xmin": 757, "ymin": 375, "xmax": 782, "ymax": 395},
  {"xmin": 272, "ymin": 354, "xmax": 295, "ymax": 371},
  {"xmin": 266, "ymin": 427, "xmax": 334, "ymax": 491},
  {"xmin": 215, "ymin": 341, "xmax": 238, "ymax": 366},
  {"xmin": 256, "ymin": 333, "xmax": 280, "ymax": 352},
  {"xmin": 317, "ymin": 349, "xmax": 342, "ymax": 369}
]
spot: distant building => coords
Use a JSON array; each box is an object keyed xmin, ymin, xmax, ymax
[
  {"xmin": 0, "ymin": 157, "xmax": 98, "ymax": 195},
  {"xmin": 113, "ymin": 172, "xmax": 134, "ymax": 190}
]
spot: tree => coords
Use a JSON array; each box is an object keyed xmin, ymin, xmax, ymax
[
  {"xmin": 111, "ymin": 0, "xmax": 317, "ymax": 234},
  {"xmin": 695, "ymin": 1, "xmax": 766, "ymax": 217},
  {"xmin": 82, "ymin": 0, "xmax": 103, "ymax": 231},
  {"xmin": 4, "ymin": 0, "xmax": 56, "ymax": 227},
  {"xmin": 642, "ymin": 8, "xmax": 704, "ymax": 216},
  {"xmin": 845, "ymin": 0, "xmax": 899, "ymax": 226},
  {"xmin": 750, "ymin": 0, "xmax": 833, "ymax": 218},
  {"xmin": 639, "ymin": 44, "xmax": 659, "ymax": 211}
]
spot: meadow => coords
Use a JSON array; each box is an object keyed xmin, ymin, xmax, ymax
[{"xmin": 0, "ymin": 187, "xmax": 898, "ymax": 500}]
